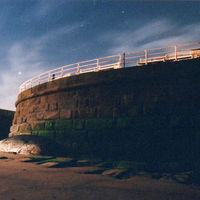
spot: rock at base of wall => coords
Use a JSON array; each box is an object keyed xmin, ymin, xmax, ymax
[{"xmin": 0, "ymin": 135, "xmax": 66, "ymax": 156}]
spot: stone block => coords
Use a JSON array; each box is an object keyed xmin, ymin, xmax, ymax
[
  {"xmin": 116, "ymin": 118, "xmax": 133, "ymax": 129},
  {"xmin": 45, "ymin": 121, "xmax": 54, "ymax": 130},
  {"xmin": 32, "ymin": 105, "xmax": 40, "ymax": 112},
  {"xmin": 40, "ymin": 95, "xmax": 48, "ymax": 103},
  {"xmin": 22, "ymin": 116, "xmax": 27, "ymax": 123},
  {"xmin": 37, "ymin": 112, "xmax": 44, "ymax": 120},
  {"xmin": 58, "ymin": 100, "xmax": 74, "ymax": 109},
  {"xmin": 73, "ymin": 110, "xmax": 80, "ymax": 118},
  {"xmin": 54, "ymin": 119, "xmax": 72, "ymax": 130},
  {"xmin": 16, "ymin": 105, "xmax": 20, "ymax": 113},
  {"xmin": 37, "ymin": 82, "xmax": 47, "ymax": 91},
  {"xmin": 85, "ymin": 118, "xmax": 115, "ymax": 131},
  {"xmin": 39, "ymin": 103, "xmax": 49, "ymax": 112},
  {"xmin": 48, "ymin": 93, "xmax": 59, "ymax": 103},
  {"xmin": 19, "ymin": 131, "xmax": 32, "ymax": 135},
  {"xmin": 73, "ymin": 119, "xmax": 85, "ymax": 130},
  {"xmin": 44, "ymin": 111, "xmax": 59, "ymax": 120},
  {"xmin": 31, "ymin": 122, "xmax": 45, "ymax": 130},
  {"xmin": 28, "ymin": 97, "xmax": 40, "ymax": 106},
  {"xmin": 19, "ymin": 123, "xmax": 32, "ymax": 131},
  {"xmin": 26, "ymin": 113, "xmax": 37, "ymax": 123},
  {"xmin": 12, "ymin": 118, "xmax": 17, "ymax": 124},
  {"xmin": 77, "ymin": 98, "xmax": 90, "ymax": 108},
  {"xmin": 49, "ymin": 103, "xmax": 58, "ymax": 111},
  {"xmin": 60, "ymin": 109, "xmax": 71, "ymax": 119},
  {"xmin": 38, "ymin": 130, "xmax": 55, "ymax": 140},
  {"xmin": 14, "ymin": 111, "xmax": 20, "ymax": 118},
  {"xmin": 10, "ymin": 125, "xmax": 19, "ymax": 133},
  {"xmin": 21, "ymin": 107, "xmax": 30, "ymax": 116},
  {"xmin": 16, "ymin": 117, "xmax": 22, "ymax": 124},
  {"xmin": 74, "ymin": 108, "xmax": 97, "ymax": 118},
  {"xmin": 31, "ymin": 131, "xmax": 38, "ymax": 136},
  {"xmin": 97, "ymin": 107, "xmax": 113, "ymax": 118}
]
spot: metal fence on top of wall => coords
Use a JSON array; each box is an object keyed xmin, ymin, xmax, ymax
[{"xmin": 19, "ymin": 42, "xmax": 200, "ymax": 93}]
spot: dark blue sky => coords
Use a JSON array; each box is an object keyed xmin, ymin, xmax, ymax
[{"xmin": 1, "ymin": 0, "xmax": 200, "ymax": 110}]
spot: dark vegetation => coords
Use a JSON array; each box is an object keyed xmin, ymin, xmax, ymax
[{"xmin": 0, "ymin": 114, "xmax": 13, "ymax": 140}]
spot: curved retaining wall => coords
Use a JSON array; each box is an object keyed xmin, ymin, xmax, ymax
[{"xmin": 9, "ymin": 58, "xmax": 200, "ymax": 161}]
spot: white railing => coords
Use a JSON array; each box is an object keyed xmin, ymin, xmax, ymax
[{"xmin": 19, "ymin": 42, "xmax": 200, "ymax": 93}]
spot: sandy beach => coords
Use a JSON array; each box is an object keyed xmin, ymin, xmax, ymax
[{"xmin": 0, "ymin": 152, "xmax": 199, "ymax": 200}]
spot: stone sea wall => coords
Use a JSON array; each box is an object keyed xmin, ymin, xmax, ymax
[
  {"xmin": 0, "ymin": 109, "xmax": 15, "ymax": 140},
  {"xmin": 9, "ymin": 58, "xmax": 200, "ymax": 161}
]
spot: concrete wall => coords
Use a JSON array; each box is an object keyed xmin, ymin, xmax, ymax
[
  {"xmin": 0, "ymin": 109, "xmax": 15, "ymax": 140},
  {"xmin": 9, "ymin": 58, "xmax": 200, "ymax": 161}
]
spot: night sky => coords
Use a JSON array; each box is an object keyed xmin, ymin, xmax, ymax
[{"xmin": 1, "ymin": 0, "xmax": 200, "ymax": 110}]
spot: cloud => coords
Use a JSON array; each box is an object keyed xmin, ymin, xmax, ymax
[
  {"xmin": 0, "ymin": 41, "xmax": 47, "ymax": 110},
  {"xmin": 0, "ymin": 21, "xmax": 83, "ymax": 110},
  {"xmin": 102, "ymin": 19, "xmax": 200, "ymax": 55}
]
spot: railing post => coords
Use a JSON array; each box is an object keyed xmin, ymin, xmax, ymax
[
  {"xmin": 119, "ymin": 54, "xmax": 122, "ymax": 68},
  {"xmin": 175, "ymin": 45, "xmax": 177, "ymax": 61},
  {"xmin": 38, "ymin": 75, "xmax": 40, "ymax": 85},
  {"xmin": 61, "ymin": 67, "xmax": 64, "ymax": 77},
  {"xmin": 31, "ymin": 79, "xmax": 32, "ymax": 88},
  {"xmin": 145, "ymin": 50, "xmax": 148, "ymax": 64},
  {"xmin": 61, "ymin": 67, "xmax": 63, "ymax": 77},
  {"xmin": 48, "ymin": 71, "xmax": 50, "ymax": 82},
  {"xmin": 123, "ymin": 52, "xmax": 125, "ymax": 68},
  {"xmin": 97, "ymin": 58, "xmax": 100, "ymax": 71},
  {"xmin": 77, "ymin": 63, "xmax": 80, "ymax": 74}
]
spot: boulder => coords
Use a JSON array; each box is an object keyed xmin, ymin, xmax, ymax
[{"xmin": 0, "ymin": 135, "xmax": 65, "ymax": 156}]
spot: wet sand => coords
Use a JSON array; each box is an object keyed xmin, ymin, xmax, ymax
[{"xmin": 0, "ymin": 152, "xmax": 200, "ymax": 200}]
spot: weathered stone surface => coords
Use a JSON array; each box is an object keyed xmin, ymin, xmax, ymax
[
  {"xmin": 22, "ymin": 116, "xmax": 27, "ymax": 123},
  {"xmin": 54, "ymin": 120, "xmax": 72, "ymax": 130},
  {"xmin": 31, "ymin": 122, "xmax": 45, "ymax": 130},
  {"xmin": 0, "ymin": 135, "xmax": 65, "ymax": 156},
  {"xmin": 49, "ymin": 103, "xmax": 58, "ymax": 111},
  {"xmin": 31, "ymin": 105, "xmax": 40, "ymax": 112},
  {"xmin": 40, "ymin": 95, "xmax": 48, "ymax": 103},
  {"xmin": 20, "ymin": 107, "xmax": 29, "ymax": 116},
  {"xmin": 48, "ymin": 93, "xmax": 60, "ymax": 103},
  {"xmin": 73, "ymin": 119, "xmax": 84, "ymax": 130},
  {"xmin": 38, "ymin": 130, "xmax": 55, "ymax": 140},
  {"xmin": 58, "ymin": 101, "xmax": 74, "ymax": 109},
  {"xmin": 97, "ymin": 107, "xmax": 113, "ymax": 118},
  {"xmin": 60, "ymin": 109, "xmax": 71, "ymax": 119},
  {"xmin": 39, "ymin": 103, "xmax": 49, "ymax": 111},
  {"xmin": 44, "ymin": 111, "xmax": 59, "ymax": 120},
  {"xmin": 10, "ymin": 124, "xmax": 19, "ymax": 133},
  {"xmin": 85, "ymin": 119, "xmax": 115, "ymax": 131},
  {"xmin": 16, "ymin": 116, "xmax": 22, "ymax": 124},
  {"xmin": 14, "ymin": 111, "xmax": 20, "ymax": 118},
  {"xmin": 19, "ymin": 123, "xmax": 32, "ymax": 131},
  {"xmin": 26, "ymin": 113, "xmax": 37, "ymax": 123},
  {"xmin": 37, "ymin": 112, "xmax": 45, "ymax": 120},
  {"xmin": 45, "ymin": 121, "xmax": 54, "ymax": 130}
]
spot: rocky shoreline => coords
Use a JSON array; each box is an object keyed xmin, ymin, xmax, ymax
[
  {"xmin": 0, "ymin": 152, "xmax": 199, "ymax": 200},
  {"xmin": 0, "ymin": 135, "xmax": 199, "ymax": 186}
]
